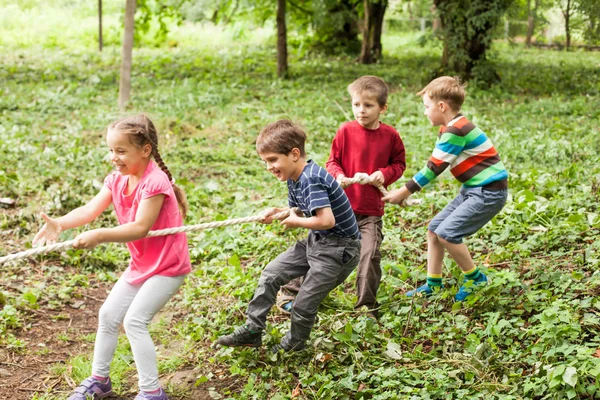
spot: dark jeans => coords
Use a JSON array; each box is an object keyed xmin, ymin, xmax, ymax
[{"xmin": 246, "ymin": 231, "xmax": 360, "ymax": 349}]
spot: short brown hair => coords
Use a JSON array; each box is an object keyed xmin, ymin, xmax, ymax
[
  {"xmin": 256, "ymin": 119, "xmax": 306, "ymax": 157},
  {"xmin": 417, "ymin": 76, "xmax": 465, "ymax": 111},
  {"xmin": 348, "ymin": 75, "xmax": 388, "ymax": 107}
]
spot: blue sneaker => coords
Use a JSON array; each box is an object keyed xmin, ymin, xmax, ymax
[
  {"xmin": 406, "ymin": 283, "xmax": 443, "ymax": 297},
  {"xmin": 455, "ymin": 272, "xmax": 489, "ymax": 301}
]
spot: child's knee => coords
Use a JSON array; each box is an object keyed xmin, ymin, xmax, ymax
[
  {"xmin": 98, "ymin": 303, "xmax": 121, "ymax": 331},
  {"xmin": 427, "ymin": 229, "xmax": 439, "ymax": 241},
  {"xmin": 123, "ymin": 313, "xmax": 147, "ymax": 335}
]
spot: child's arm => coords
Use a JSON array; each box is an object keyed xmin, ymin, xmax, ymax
[
  {"xmin": 281, "ymin": 207, "xmax": 335, "ymax": 230},
  {"xmin": 376, "ymin": 133, "xmax": 406, "ymax": 186},
  {"xmin": 32, "ymin": 187, "xmax": 113, "ymax": 247},
  {"xmin": 325, "ymin": 129, "xmax": 346, "ymax": 182},
  {"xmin": 72, "ymin": 194, "xmax": 166, "ymax": 249}
]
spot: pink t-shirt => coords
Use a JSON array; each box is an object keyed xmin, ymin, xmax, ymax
[{"xmin": 104, "ymin": 161, "xmax": 191, "ymax": 284}]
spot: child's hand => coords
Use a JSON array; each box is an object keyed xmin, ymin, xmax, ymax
[
  {"xmin": 369, "ymin": 171, "xmax": 385, "ymax": 186},
  {"xmin": 260, "ymin": 207, "xmax": 279, "ymax": 224},
  {"xmin": 73, "ymin": 231, "xmax": 102, "ymax": 249},
  {"xmin": 32, "ymin": 213, "xmax": 63, "ymax": 247},
  {"xmin": 336, "ymin": 174, "xmax": 349, "ymax": 189},
  {"xmin": 382, "ymin": 186, "xmax": 411, "ymax": 205},
  {"xmin": 281, "ymin": 212, "xmax": 302, "ymax": 230}
]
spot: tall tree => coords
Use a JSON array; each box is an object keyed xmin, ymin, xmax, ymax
[
  {"xmin": 434, "ymin": 0, "xmax": 514, "ymax": 80},
  {"xmin": 276, "ymin": 0, "xmax": 288, "ymax": 77},
  {"xmin": 119, "ymin": 0, "xmax": 136, "ymax": 109}
]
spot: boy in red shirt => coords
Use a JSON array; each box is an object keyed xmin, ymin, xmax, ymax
[{"xmin": 278, "ymin": 76, "xmax": 406, "ymax": 319}]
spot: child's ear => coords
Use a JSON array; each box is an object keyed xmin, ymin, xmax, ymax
[
  {"xmin": 380, "ymin": 103, "xmax": 388, "ymax": 114},
  {"xmin": 144, "ymin": 144, "xmax": 152, "ymax": 158},
  {"xmin": 438, "ymin": 101, "xmax": 448, "ymax": 113},
  {"xmin": 290, "ymin": 148, "xmax": 301, "ymax": 161}
]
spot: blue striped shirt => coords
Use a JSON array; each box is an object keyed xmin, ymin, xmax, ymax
[{"xmin": 287, "ymin": 160, "xmax": 360, "ymax": 239}]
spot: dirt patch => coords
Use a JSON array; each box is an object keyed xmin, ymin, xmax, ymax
[
  {"xmin": 0, "ymin": 277, "xmax": 109, "ymax": 400},
  {"xmin": 0, "ymin": 266, "xmax": 211, "ymax": 400}
]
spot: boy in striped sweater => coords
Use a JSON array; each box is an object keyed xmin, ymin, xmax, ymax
[{"xmin": 382, "ymin": 76, "xmax": 508, "ymax": 301}]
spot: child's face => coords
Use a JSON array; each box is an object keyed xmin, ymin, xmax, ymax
[
  {"xmin": 106, "ymin": 129, "xmax": 151, "ymax": 176},
  {"xmin": 351, "ymin": 92, "xmax": 387, "ymax": 130},
  {"xmin": 422, "ymin": 93, "xmax": 446, "ymax": 126},
  {"xmin": 259, "ymin": 149, "xmax": 302, "ymax": 182}
]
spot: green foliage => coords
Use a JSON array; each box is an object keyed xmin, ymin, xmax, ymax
[
  {"xmin": 434, "ymin": 0, "xmax": 516, "ymax": 82},
  {"xmin": 1, "ymin": 3, "xmax": 600, "ymax": 398}
]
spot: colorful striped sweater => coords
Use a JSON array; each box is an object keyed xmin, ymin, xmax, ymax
[{"xmin": 405, "ymin": 115, "xmax": 508, "ymax": 193}]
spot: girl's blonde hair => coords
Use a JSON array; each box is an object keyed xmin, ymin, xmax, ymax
[{"xmin": 109, "ymin": 114, "xmax": 188, "ymax": 219}]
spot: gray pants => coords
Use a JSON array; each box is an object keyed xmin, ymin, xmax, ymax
[
  {"xmin": 281, "ymin": 215, "xmax": 383, "ymax": 311},
  {"xmin": 92, "ymin": 274, "xmax": 186, "ymax": 392},
  {"xmin": 246, "ymin": 231, "xmax": 360, "ymax": 349}
]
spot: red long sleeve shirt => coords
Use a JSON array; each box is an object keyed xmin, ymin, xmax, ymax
[{"xmin": 326, "ymin": 120, "xmax": 406, "ymax": 216}]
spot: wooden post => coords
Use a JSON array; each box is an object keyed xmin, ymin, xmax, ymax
[{"xmin": 118, "ymin": 0, "xmax": 136, "ymax": 109}]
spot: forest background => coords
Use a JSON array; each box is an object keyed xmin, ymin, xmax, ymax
[{"xmin": 1, "ymin": 0, "xmax": 600, "ymax": 399}]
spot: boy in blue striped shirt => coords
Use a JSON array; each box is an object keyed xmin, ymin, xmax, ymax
[{"xmin": 217, "ymin": 120, "xmax": 361, "ymax": 353}]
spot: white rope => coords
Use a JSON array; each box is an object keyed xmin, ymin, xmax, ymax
[
  {"xmin": 340, "ymin": 173, "xmax": 420, "ymax": 207},
  {"xmin": 0, "ymin": 209, "xmax": 293, "ymax": 265},
  {"xmin": 340, "ymin": 172, "xmax": 389, "ymax": 196}
]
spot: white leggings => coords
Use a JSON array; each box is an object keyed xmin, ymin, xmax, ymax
[{"xmin": 91, "ymin": 274, "xmax": 186, "ymax": 391}]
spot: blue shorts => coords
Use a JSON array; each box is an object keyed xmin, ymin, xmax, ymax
[{"xmin": 428, "ymin": 186, "xmax": 507, "ymax": 244}]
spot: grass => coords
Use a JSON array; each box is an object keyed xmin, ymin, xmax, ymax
[{"xmin": 1, "ymin": 1, "xmax": 600, "ymax": 399}]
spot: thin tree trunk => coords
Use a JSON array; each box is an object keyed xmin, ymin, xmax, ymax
[
  {"xmin": 118, "ymin": 0, "xmax": 136, "ymax": 109},
  {"xmin": 525, "ymin": 0, "xmax": 533, "ymax": 47},
  {"xmin": 276, "ymin": 0, "xmax": 288, "ymax": 78},
  {"xmin": 98, "ymin": 0, "xmax": 103, "ymax": 51},
  {"xmin": 565, "ymin": 0, "xmax": 571, "ymax": 49},
  {"xmin": 371, "ymin": 0, "xmax": 387, "ymax": 61}
]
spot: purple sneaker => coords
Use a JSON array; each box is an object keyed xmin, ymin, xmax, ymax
[
  {"xmin": 135, "ymin": 387, "xmax": 169, "ymax": 400},
  {"xmin": 67, "ymin": 377, "xmax": 113, "ymax": 399}
]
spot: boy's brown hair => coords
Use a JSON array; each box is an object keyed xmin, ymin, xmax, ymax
[
  {"xmin": 256, "ymin": 119, "xmax": 306, "ymax": 157},
  {"xmin": 348, "ymin": 75, "xmax": 388, "ymax": 107},
  {"xmin": 417, "ymin": 76, "xmax": 466, "ymax": 112}
]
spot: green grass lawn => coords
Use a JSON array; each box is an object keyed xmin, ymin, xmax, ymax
[{"xmin": 1, "ymin": 1, "xmax": 600, "ymax": 399}]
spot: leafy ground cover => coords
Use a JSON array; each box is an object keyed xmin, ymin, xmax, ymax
[{"xmin": 1, "ymin": 1, "xmax": 600, "ymax": 399}]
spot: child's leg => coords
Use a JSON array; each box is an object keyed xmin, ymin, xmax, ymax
[
  {"xmin": 433, "ymin": 187, "xmax": 507, "ymax": 271},
  {"xmin": 123, "ymin": 274, "xmax": 186, "ymax": 392},
  {"xmin": 245, "ymin": 238, "xmax": 311, "ymax": 332},
  {"xmin": 354, "ymin": 215, "xmax": 383, "ymax": 311},
  {"xmin": 92, "ymin": 276, "xmax": 142, "ymax": 379},
  {"xmin": 282, "ymin": 233, "xmax": 360, "ymax": 349}
]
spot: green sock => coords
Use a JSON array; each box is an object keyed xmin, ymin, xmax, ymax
[
  {"xmin": 426, "ymin": 273, "xmax": 443, "ymax": 288},
  {"xmin": 463, "ymin": 266, "xmax": 481, "ymax": 281}
]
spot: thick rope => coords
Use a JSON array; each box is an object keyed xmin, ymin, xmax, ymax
[
  {"xmin": 0, "ymin": 209, "xmax": 293, "ymax": 265},
  {"xmin": 340, "ymin": 172, "xmax": 389, "ymax": 196},
  {"xmin": 340, "ymin": 173, "xmax": 420, "ymax": 207}
]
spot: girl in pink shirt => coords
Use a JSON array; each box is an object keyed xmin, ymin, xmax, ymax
[{"xmin": 33, "ymin": 114, "xmax": 189, "ymax": 400}]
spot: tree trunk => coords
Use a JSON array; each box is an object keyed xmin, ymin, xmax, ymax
[
  {"xmin": 359, "ymin": 0, "xmax": 387, "ymax": 64},
  {"xmin": 434, "ymin": 0, "xmax": 512, "ymax": 80},
  {"xmin": 525, "ymin": 0, "xmax": 532, "ymax": 47},
  {"xmin": 118, "ymin": 0, "xmax": 136, "ymax": 109},
  {"xmin": 371, "ymin": 1, "xmax": 387, "ymax": 61},
  {"xmin": 276, "ymin": 0, "xmax": 288, "ymax": 78},
  {"xmin": 98, "ymin": 0, "xmax": 103, "ymax": 51},
  {"xmin": 359, "ymin": 0, "xmax": 373, "ymax": 64},
  {"xmin": 563, "ymin": 0, "xmax": 571, "ymax": 50}
]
